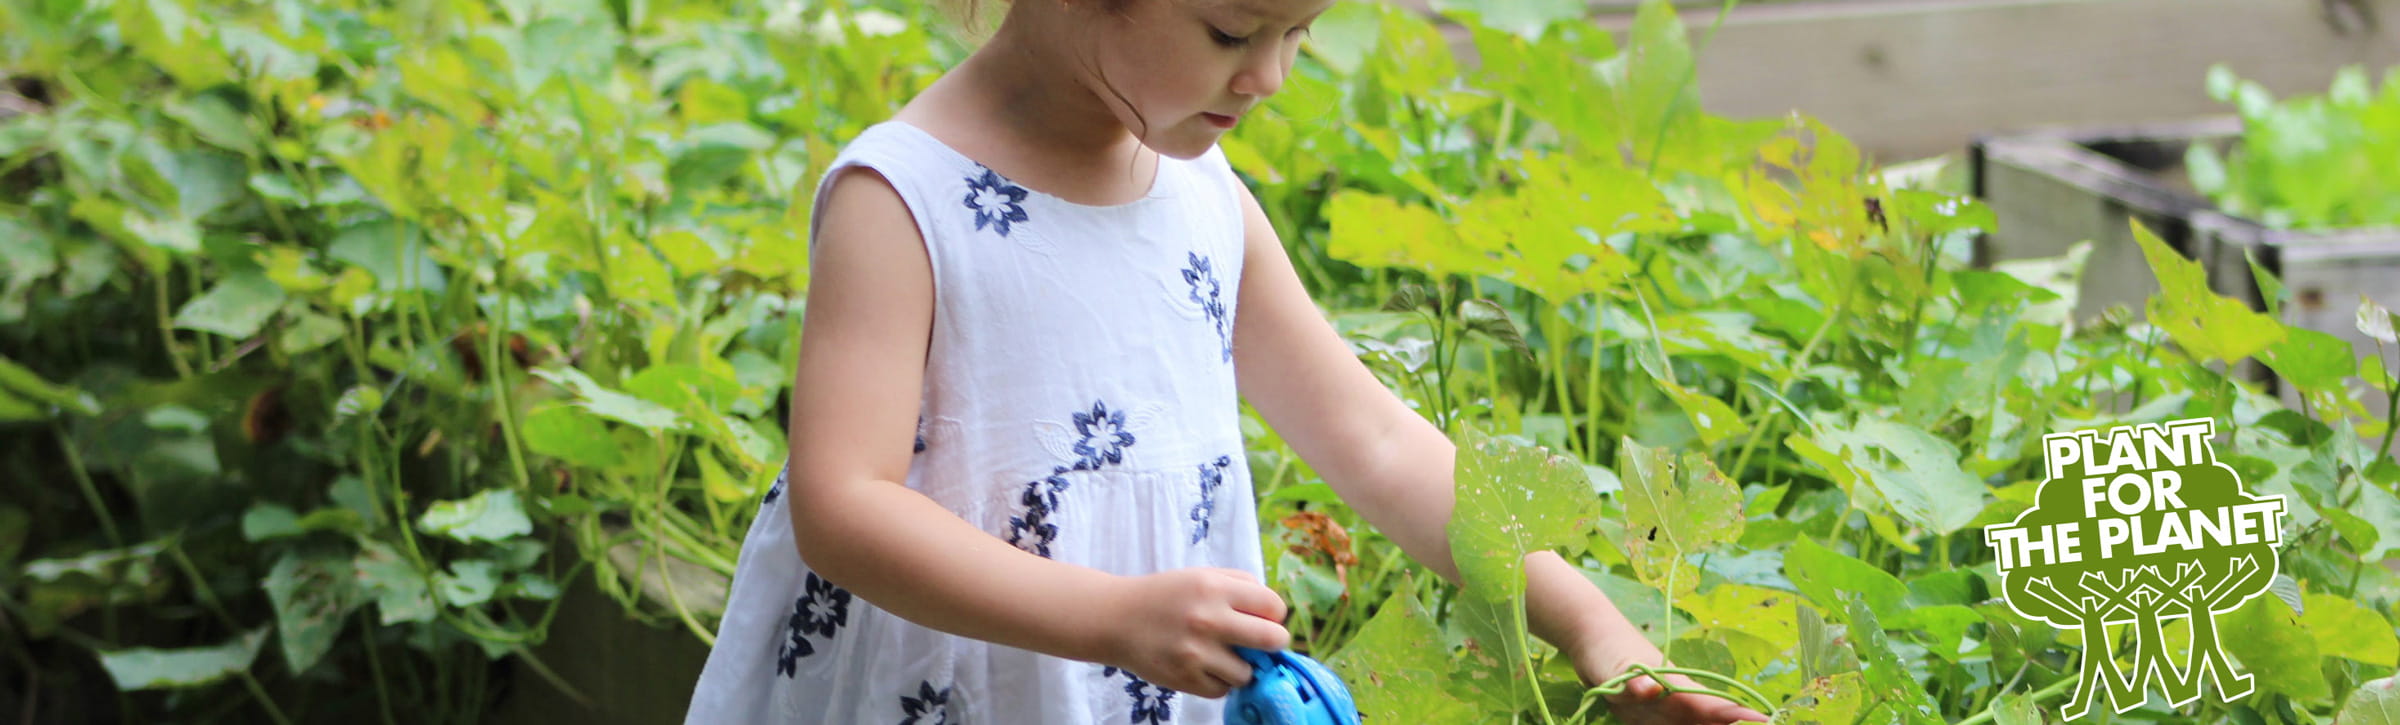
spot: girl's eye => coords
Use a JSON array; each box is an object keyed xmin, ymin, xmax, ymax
[{"xmin": 1208, "ymin": 26, "xmax": 1249, "ymax": 48}]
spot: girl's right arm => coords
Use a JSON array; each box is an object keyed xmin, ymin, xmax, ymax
[{"xmin": 784, "ymin": 167, "xmax": 1289, "ymax": 697}]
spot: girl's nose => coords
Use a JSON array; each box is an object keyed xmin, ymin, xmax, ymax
[{"xmin": 1230, "ymin": 43, "xmax": 1290, "ymax": 99}]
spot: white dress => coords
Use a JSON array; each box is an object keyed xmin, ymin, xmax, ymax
[{"xmin": 683, "ymin": 120, "xmax": 1265, "ymax": 724}]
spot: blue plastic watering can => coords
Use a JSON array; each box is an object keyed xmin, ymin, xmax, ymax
[{"xmin": 1223, "ymin": 647, "xmax": 1360, "ymax": 725}]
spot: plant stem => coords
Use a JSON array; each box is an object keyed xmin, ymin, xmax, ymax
[
  {"xmin": 1954, "ymin": 674, "xmax": 2077, "ymax": 725},
  {"xmin": 53, "ymin": 425, "xmax": 123, "ymax": 548}
]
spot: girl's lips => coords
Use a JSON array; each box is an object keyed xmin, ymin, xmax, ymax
[{"xmin": 1202, "ymin": 112, "xmax": 1238, "ymax": 129}]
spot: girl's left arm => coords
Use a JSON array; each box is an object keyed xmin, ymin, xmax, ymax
[{"xmin": 1226, "ymin": 184, "xmax": 1765, "ymax": 723}]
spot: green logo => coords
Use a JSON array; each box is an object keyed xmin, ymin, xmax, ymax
[{"xmin": 1982, "ymin": 417, "xmax": 2287, "ymax": 718}]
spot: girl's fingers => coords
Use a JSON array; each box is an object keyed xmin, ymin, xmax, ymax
[
  {"xmin": 1199, "ymin": 567, "xmax": 1290, "ymax": 627},
  {"xmin": 1195, "ymin": 648, "xmax": 1252, "ymax": 694},
  {"xmin": 1226, "ymin": 609, "xmax": 1293, "ymax": 652}
]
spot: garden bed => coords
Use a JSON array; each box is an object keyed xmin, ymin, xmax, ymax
[{"xmin": 1972, "ymin": 115, "xmax": 2400, "ymax": 446}]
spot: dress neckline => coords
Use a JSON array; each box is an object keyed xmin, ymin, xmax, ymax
[{"xmin": 882, "ymin": 119, "xmax": 1173, "ymax": 212}]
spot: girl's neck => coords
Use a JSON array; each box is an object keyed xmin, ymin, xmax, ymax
[{"xmin": 895, "ymin": 8, "xmax": 1158, "ymax": 205}]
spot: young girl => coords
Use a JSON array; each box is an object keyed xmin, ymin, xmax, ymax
[{"xmin": 684, "ymin": 0, "xmax": 1771, "ymax": 722}]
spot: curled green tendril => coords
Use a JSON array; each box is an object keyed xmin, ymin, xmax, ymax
[{"xmin": 1568, "ymin": 663, "xmax": 1776, "ymax": 721}]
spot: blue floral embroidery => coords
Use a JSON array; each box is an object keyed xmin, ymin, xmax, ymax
[
  {"xmin": 915, "ymin": 414, "xmax": 928, "ymax": 454},
  {"xmin": 963, "ymin": 166, "xmax": 1031, "ymax": 237},
  {"xmin": 1069, "ymin": 401, "xmax": 1137, "ymax": 471},
  {"xmin": 898, "ymin": 681, "xmax": 954, "ymax": 725},
  {"xmin": 1103, "ymin": 666, "xmax": 1178, "ymax": 724},
  {"xmin": 1005, "ymin": 469, "xmax": 1072, "ymax": 558},
  {"xmin": 1189, "ymin": 456, "xmax": 1233, "ymax": 545},
  {"xmin": 776, "ymin": 572, "xmax": 852, "ymax": 677},
  {"xmin": 1181, "ymin": 252, "xmax": 1232, "ymax": 362},
  {"xmin": 762, "ymin": 468, "xmax": 787, "ymax": 506},
  {"xmin": 1006, "ymin": 400, "xmax": 1139, "ymax": 558}
]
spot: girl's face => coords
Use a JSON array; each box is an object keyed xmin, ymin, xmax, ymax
[{"xmin": 1077, "ymin": 0, "xmax": 1335, "ymax": 160}]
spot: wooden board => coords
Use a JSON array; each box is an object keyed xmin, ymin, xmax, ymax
[
  {"xmin": 1555, "ymin": 0, "xmax": 2400, "ymax": 161},
  {"xmin": 1973, "ymin": 118, "xmax": 2400, "ymax": 451}
]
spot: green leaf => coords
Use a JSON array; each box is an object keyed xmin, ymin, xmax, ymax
[
  {"xmin": 1777, "ymin": 671, "xmax": 1875, "ymax": 725},
  {"xmin": 97, "ymin": 629, "xmax": 269, "ymax": 690},
  {"xmin": 436, "ymin": 559, "xmax": 502, "ymax": 607},
  {"xmin": 278, "ymin": 312, "xmax": 344, "ymax": 354},
  {"xmin": 520, "ymin": 404, "xmax": 623, "ymax": 468},
  {"xmin": 2131, "ymin": 220, "xmax": 2285, "ymax": 363},
  {"xmin": 1784, "ymin": 537, "xmax": 1907, "ymax": 623},
  {"xmin": 1324, "ymin": 191, "xmax": 1485, "ymax": 278},
  {"xmin": 1890, "ymin": 190, "xmax": 1996, "ymax": 237},
  {"xmin": 1844, "ymin": 599, "xmax": 1942, "ymax": 725},
  {"xmin": 1431, "ymin": 0, "xmax": 1582, "ymax": 40},
  {"xmin": 2221, "ymin": 593, "xmax": 2332, "ymax": 701},
  {"xmin": 531, "ymin": 366, "xmax": 684, "ymax": 432},
  {"xmin": 172, "ymin": 271, "xmax": 286, "ymax": 339},
  {"xmin": 2338, "ymin": 676, "xmax": 2400, "ymax": 725},
  {"xmin": 1614, "ymin": 440, "xmax": 1744, "ymax": 587},
  {"xmin": 328, "ymin": 218, "xmax": 445, "ymax": 294},
  {"xmin": 1325, "ymin": 580, "xmax": 1479, "ymax": 723},
  {"xmin": 2302, "ymin": 592, "xmax": 2398, "ymax": 665},
  {"xmin": 1449, "ymin": 428, "xmax": 1602, "ymax": 599},
  {"xmin": 1656, "ymin": 378, "xmax": 1748, "ymax": 446},
  {"xmin": 240, "ymin": 503, "xmax": 303, "ymax": 541},
  {"xmin": 353, "ymin": 540, "xmax": 434, "ymax": 625},
  {"xmin": 1988, "ymin": 692, "xmax": 2042, "ymax": 725},
  {"xmin": 262, "ymin": 550, "xmax": 362, "ymax": 674},
  {"xmin": 0, "ymin": 354, "xmax": 100, "ymax": 416},
  {"xmin": 1300, "ymin": 0, "xmax": 1381, "ymax": 75},
  {"xmin": 2260, "ymin": 326, "xmax": 2356, "ymax": 392},
  {"xmin": 416, "ymin": 489, "xmax": 532, "ymax": 544},
  {"xmin": 1840, "ymin": 417, "xmax": 1987, "ymax": 535}
]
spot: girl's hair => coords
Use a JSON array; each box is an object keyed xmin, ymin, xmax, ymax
[{"xmin": 936, "ymin": 0, "xmax": 1154, "ymax": 143}]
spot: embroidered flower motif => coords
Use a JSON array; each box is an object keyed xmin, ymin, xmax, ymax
[
  {"xmin": 762, "ymin": 467, "xmax": 787, "ymax": 506},
  {"xmin": 1069, "ymin": 401, "xmax": 1137, "ymax": 471},
  {"xmin": 915, "ymin": 414, "xmax": 928, "ymax": 454},
  {"xmin": 1189, "ymin": 456, "xmax": 1233, "ymax": 545},
  {"xmin": 776, "ymin": 572, "xmax": 853, "ymax": 677},
  {"xmin": 1005, "ymin": 468, "xmax": 1072, "ymax": 558},
  {"xmin": 1007, "ymin": 400, "xmax": 1140, "ymax": 558},
  {"xmin": 1103, "ymin": 666, "xmax": 1178, "ymax": 724},
  {"xmin": 963, "ymin": 166, "xmax": 1031, "ymax": 237},
  {"xmin": 1181, "ymin": 252, "xmax": 1232, "ymax": 362},
  {"xmin": 1126, "ymin": 677, "xmax": 1176, "ymax": 724},
  {"xmin": 898, "ymin": 681, "xmax": 954, "ymax": 725}
]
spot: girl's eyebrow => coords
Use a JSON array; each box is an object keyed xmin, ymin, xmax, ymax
[{"xmin": 1205, "ymin": 0, "xmax": 1329, "ymax": 26}]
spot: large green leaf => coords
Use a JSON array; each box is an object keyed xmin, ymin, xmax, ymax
[
  {"xmin": 262, "ymin": 550, "xmax": 364, "ymax": 674},
  {"xmin": 2339, "ymin": 676, "xmax": 2400, "ymax": 725},
  {"xmin": 353, "ymin": 540, "xmax": 435, "ymax": 625},
  {"xmin": 532, "ymin": 366, "xmax": 685, "ymax": 432},
  {"xmin": 1783, "ymin": 537, "xmax": 1906, "ymax": 623},
  {"xmin": 416, "ymin": 489, "xmax": 533, "ymax": 544},
  {"xmin": 2260, "ymin": 326, "xmax": 2356, "ymax": 392},
  {"xmin": 2221, "ymin": 593, "xmax": 2332, "ymax": 701},
  {"xmin": 520, "ymin": 404, "xmax": 623, "ymax": 468},
  {"xmin": 97, "ymin": 628, "xmax": 269, "ymax": 690},
  {"xmin": 1449, "ymin": 428, "xmax": 1604, "ymax": 599},
  {"xmin": 1325, "ymin": 581, "xmax": 1479, "ymax": 723},
  {"xmin": 0, "ymin": 354, "xmax": 100, "ymax": 416},
  {"xmin": 2130, "ymin": 220, "xmax": 2284, "ymax": 363},
  {"xmin": 172, "ymin": 271, "xmax": 286, "ymax": 339},
  {"xmin": 1844, "ymin": 599, "xmax": 1942, "ymax": 725},
  {"xmin": 2301, "ymin": 592, "xmax": 2398, "ymax": 665},
  {"xmin": 1838, "ymin": 417, "xmax": 1987, "ymax": 535},
  {"xmin": 1614, "ymin": 439, "xmax": 1744, "ymax": 587},
  {"xmin": 1430, "ymin": 0, "xmax": 1581, "ymax": 40}
]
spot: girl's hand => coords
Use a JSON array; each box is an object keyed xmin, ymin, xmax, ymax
[
  {"xmin": 1096, "ymin": 567, "xmax": 1292, "ymax": 698},
  {"xmin": 1574, "ymin": 631, "xmax": 1772, "ymax": 725}
]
